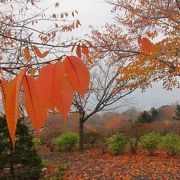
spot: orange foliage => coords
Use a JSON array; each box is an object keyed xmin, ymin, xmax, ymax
[
  {"xmin": 36, "ymin": 62, "xmax": 65, "ymax": 110},
  {"xmin": 23, "ymin": 76, "xmax": 47, "ymax": 131},
  {"xmin": 104, "ymin": 114, "xmax": 127, "ymax": 129},
  {"xmin": 24, "ymin": 47, "xmax": 32, "ymax": 62},
  {"xmin": 64, "ymin": 56, "xmax": 90, "ymax": 96},
  {"xmin": 91, "ymin": 0, "xmax": 180, "ymax": 91},
  {"xmin": 0, "ymin": 55, "xmax": 90, "ymax": 143},
  {"xmin": 32, "ymin": 46, "xmax": 49, "ymax": 58},
  {"xmin": 56, "ymin": 78, "xmax": 74, "ymax": 120},
  {"xmin": 4, "ymin": 69, "xmax": 26, "ymax": 143}
]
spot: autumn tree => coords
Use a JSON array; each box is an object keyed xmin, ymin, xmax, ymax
[
  {"xmin": 89, "ymin": 0, "xmax": 179, "ymax": 152},
  {"xmin": 0, "ymin": 0, "xmax": 91, "ymax": 144},
  {"xmin": 91, "ymin": 0, "xmax": 180, "ymax": 91}
]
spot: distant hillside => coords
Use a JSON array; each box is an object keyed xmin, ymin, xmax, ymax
[
  {"xmin": 158, "ymin": 105, "xmax": 176, "ymax": 120},
  {"xmin": 26, "ymin": 104, "xmax": 177, "ymax": 134}
]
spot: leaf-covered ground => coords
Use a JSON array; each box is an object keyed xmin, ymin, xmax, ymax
[{"xmin": 41, "ymin": 148, "xmax": 180, "ymax": 180}]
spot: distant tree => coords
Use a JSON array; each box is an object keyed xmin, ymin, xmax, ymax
[
  {"xmin": 0, "ymin": 117, "xmax": 42, "ymax": 180},
  {"xmin": 138, "ymin": 111, "xmax": 152, "ymax": 123},
  {"xmin": 151, "ymin": 108, "xmax": 159, "ymax": 121},
  {"xmin": 138, "ymin": 108, "xmax": 159, "ymax": 123},
  {"xmin": 173, "ymin": 104, "xmax": 180, "ymax": 120}
]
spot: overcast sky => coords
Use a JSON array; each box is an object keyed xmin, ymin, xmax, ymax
[{"xmin": 60, "ymin": 0, "xmax": 180, "ymax": 110}]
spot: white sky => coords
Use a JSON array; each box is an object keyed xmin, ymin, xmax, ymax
[
  {"xmin": 60, "ymin": 0, "xmax": 112, "ymax": 34},
  {"xmin": 54, "ymin": 0, "xmax": 180, "ymax": 110}
]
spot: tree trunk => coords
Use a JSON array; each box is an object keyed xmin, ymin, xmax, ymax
[
  {"xmin": 79, "ymin": 111, "xmax": 85, "ymax": 152},
  {"xmin": 130, "ymin": 138, "xmax": 138, "ymax": 155},
  {"xmin": 9, "ymin": 145, "xmax": 15, "ymax": 179},
  {"xmin": 79, "ymin": 119, "xmax": 84, "ymax": 152}
]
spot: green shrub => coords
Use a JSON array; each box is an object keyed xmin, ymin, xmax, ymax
[
  {"xmin": 140, "ymin": 132, "xmax": 160, "ymax": 155},
  {"xmin": 107, "ymin": 133, "xmax": 127, "ymax": 155},
  {"xmin": 161, "ymin": 133, "xmax": 180, "ymax": 156},
  {"xmin": 53, "ymin": 132, "xmax": 78, "ymax": 151},
  {"xmin": 32, "ymin": 137, "xmax": 41, "ymax": 150}
]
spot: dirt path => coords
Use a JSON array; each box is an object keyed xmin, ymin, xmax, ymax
[{"xmin": 42, "ymin": 149, "xmax": 180, "ymax": 180}]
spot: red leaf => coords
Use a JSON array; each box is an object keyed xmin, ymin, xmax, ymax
[
  {"xmin": 64, "ymin": 56, "xmax": 90, "ymax": 96},
  {"xmin": 36, "ymin": 62, "xmax": 65, "ymax": 110},
  {"xmin": 23, "ymin": 76, "xmax": 47, "ymax": 131},
  {"xmin": 6, "ymin": 68, "xmax": 26, "ymax": 144},
  {"xmin": 82, "ymin": 43, "xmax": 89, "ymax": 55},
  {"xmin": 138, "ymin": 37, "xmax": 153, "ymax": 53},
  {"xmin": 32, "ymin": 45, "xmax": 49, "ymax": 58},
  {"xmin": 56, "ymin": 78, "xmax": 74, "ymax": 120},
  {"xmin": 24, "ymin": 47, "xmax": 32, "ymax": 62}
]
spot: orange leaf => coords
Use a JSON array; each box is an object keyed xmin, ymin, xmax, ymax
[
  {"xmin": 6, "ymin": 68, "xmax": 26, "ymax": 144},
  {"xmin": 56, "ymin": 78, "xmax": 74, "ymax": 120},
  {"xmin": 82, "ymin": 43, "xmax": 89, "ymax": 55},
  {"xmin": 23, "ymin": 76, "xmax": 47, "ymax": 131},
  {"xmin": 40, "ymin": 50, "xmax": 49, "ymax": 58},
  {"xmin": 76, "ymin": 43, "xmax": 81, "ymax": 58},
  {"xmin": 64, "ymin": 56, "xmax": 90, "ymax": 96},
  {"xmin": 138, "ymin": 37, "xmax": 153, "ymax": 53},
  {"xmin": 32, "ymin": 45, "xmax": 49, "ymax": 58},
  {"xmin": 24, "ymin": 47, "xmax": 32, "ymax": 62},
  {"xmin": 36, "ymin": 61, "xmax": 65, "ymax": 110}
]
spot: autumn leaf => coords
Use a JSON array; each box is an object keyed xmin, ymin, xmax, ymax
[
  {"xmin": 138, "ymin": 37, "xmax": 154, "ymax": 53},
  {"xmin": 56, "ymin": 78, "xmax": 74, "ymax": 120},
  {"xmin": 64, "ymin": 56, "xmax": 90, "ymax": 96},
  {"xmin": 5, "ymin": 68, "xmax": 26, "ymax": 144},
  {"xmin": 24, "ymin": 47, "xmax": 32, "ymax": 62},
  {"xmin": 36, "ymin": 61, "xmax": 65, "ymax": 110},
  {"xmin": 23, "ymin": 76, "xmax": 47, "ymax": 131},
  {"xmin": 32, "ymin": 45, "xmax": 49, "ymax": 58},
  {"xmin": 82, "ymin": 43, "xmax": 89, "ymax": 55}
]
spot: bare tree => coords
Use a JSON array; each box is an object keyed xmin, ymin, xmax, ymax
[{"xmin": 73, "ymin": 60, "xmax": 137, "ymax": 152}]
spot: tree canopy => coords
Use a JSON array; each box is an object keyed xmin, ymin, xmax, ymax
[{"xmin": 91, "ymin": 0, "xmax": 180, "ymax": 91}]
